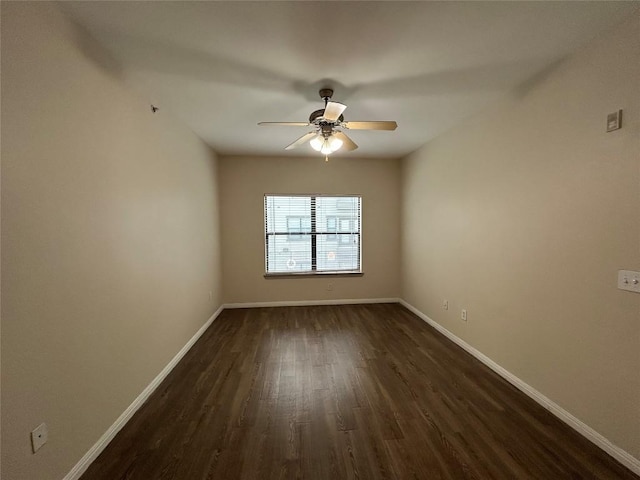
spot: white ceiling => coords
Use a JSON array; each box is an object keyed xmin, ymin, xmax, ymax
[{"xmin": 59, "ymin": 1, "xmax": 636, "ymax": 159}]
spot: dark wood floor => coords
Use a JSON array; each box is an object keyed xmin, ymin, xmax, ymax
[{"xmin": 81, "ymin": 304, "xmax": 638, "ymax": 479}]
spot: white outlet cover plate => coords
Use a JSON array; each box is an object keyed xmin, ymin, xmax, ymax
[
  {"xmin": 618, "ymin": 270, "xmax": 640, "ymax": 293},
  {"xmin": 31, "ymin": 423, "xmax": 48, "ymax": 453}
]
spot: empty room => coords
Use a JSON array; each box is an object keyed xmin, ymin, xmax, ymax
[{"xmin": 1, "ymin": 1, "xmax": 639, "ymax": 479}]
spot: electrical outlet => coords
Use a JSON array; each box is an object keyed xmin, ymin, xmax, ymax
[
  {"xmin": 31, "ymin": 423, "xmax": 48, "ymax": 453},
  {"xmin": 443, "ymin": 300, "xmax": 449, "ymax": 310},
  {"xmin": 461, "ymin": 309, "xmax": 467, "ymax": 322},
  {"xmin": 326, "ymin": 283, "xmax": 334, "ymax": 291},
  {"xmin": 618, "ymin": 270, "xmax": 640, "ymax": 293},
  {"xmin": 208, "ymin": 291, "xmax": 213, "ymax": 301}
]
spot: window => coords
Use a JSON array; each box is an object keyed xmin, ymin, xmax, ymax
[
  {"xmin": 286, "ymin": 215, "xmax": 311, "ymax": 241},
  {"xmin": 264, "ymin": 195, "xmax": 361, "ymax": 275},
  {"xmin": 326, "ymin": 216, "xmax": 337, "ymax": 241}
]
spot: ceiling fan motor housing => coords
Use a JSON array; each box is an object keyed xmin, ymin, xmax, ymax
[
  {"xmin": 309, "ymin": 109, "xmax": 344, "ymax": 125},
  {"xmin": 309, "ymin": 109, "xmax": 325, "ymax": 123}
]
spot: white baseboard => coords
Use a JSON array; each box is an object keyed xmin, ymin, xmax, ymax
[
  {"xmin": 63, "ymin": 305, "xmax": 225, "ymax": 480},
  {"xmin": 398, "ymin": 299, "xmax": 640, "ymax": 476},
  {"xmin": 223, "ymin": 297, "xmax": 400, "ymax": 309},
  {"xmin": 65, "ymin": 299, "xmax": 639, "ymax": 478}
]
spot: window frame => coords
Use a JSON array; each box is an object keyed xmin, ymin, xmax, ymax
[
  {"xmin": 264, "ymin": 194, "xmax": 362, "ymax": 277},
  {"xmin": 286, "ymin": 215, "xmax": 311, "ymax": 241}
]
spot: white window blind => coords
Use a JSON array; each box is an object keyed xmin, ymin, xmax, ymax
[{"xmin": 264, "ymin": 194, "xmax": 361, "ymax": 275}]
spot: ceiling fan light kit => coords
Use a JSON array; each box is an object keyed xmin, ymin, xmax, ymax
[
  {"xmin": 310, "ymin": 134, "xmax": 343, "ymax": 154},
  {"xmin": 258, "ymin": 88, "xmax": 397, "ymax": 160}
]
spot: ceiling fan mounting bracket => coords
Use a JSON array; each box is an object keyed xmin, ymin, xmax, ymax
[{"xmin": 318, "ymin": 88, "xmax": 334, "ymax": 100}]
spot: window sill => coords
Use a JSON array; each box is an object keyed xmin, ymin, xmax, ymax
[{"xmin": 264, "ymin": 271, "xmax": 363, "ymax": 279}]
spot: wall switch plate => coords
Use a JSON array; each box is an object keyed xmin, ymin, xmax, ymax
[
  {"xmin": 618, "ymin": 270, "xmax": 640, "ymax": 293},
  {"xmin": 461, "ymin": 309, "xmax": 467, "ymax": 321},
  {"xmin": 31, "ymin": 423, "xmax": 48, "ymax": 453},
  {"xmin": 606, "ymin": 109, "xmax": 622, "ymax": 132},
  {"xmin": 443, "ymin": 300, "xmax": 448, "ymax": 310}
]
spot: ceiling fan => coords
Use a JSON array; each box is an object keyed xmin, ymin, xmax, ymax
[{"xmin": 258, "ymin": 88, "xmax": 397, "ymax": 160}]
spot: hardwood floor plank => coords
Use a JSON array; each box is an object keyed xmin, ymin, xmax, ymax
[{"xmin": 80, "ymin": 304, "xmax": 639, "ymax": 480}]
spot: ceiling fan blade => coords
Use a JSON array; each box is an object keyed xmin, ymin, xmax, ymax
[
  {"xmin": 342, "ymin": 121, "xmax": 397, "ymax": 131},
  {"xmin": 333, "ymin": 131, "xmax": 358, "ymax": 151},
  {"xmin": 323, "ymin": 101, "xmax": 347, "ymax": 122},
  {"xmin": 258, "ymin": 122, "xmax": 310, "ymax": 127},
  {"xmin": 284, "ymin": 132, "xmax": 317, "ymax": 150}
]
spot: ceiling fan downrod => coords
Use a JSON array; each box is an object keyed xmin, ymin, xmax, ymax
[{"xmin": 319, "ymin": 88, "xmax": 334, "ymax": 107}]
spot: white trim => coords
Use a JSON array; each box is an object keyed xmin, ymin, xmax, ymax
[
  {"xmin": 63, "ymin": 305, "xmax": 225, "ymax": 480},
  {"xmin": 223, "ymin": 297, "xmax": 400, "ymax": 309},
  {"xmin": 65, "ymin": 299, "xmax": 639, "ymax": 478},
  {"xmin": 398, "ymin": 299, "xmax": 640, "ymax": 476}
]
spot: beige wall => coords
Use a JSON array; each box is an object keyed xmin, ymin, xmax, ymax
[
  {"xmin": 401, "ymin": 15, "xmax": 640, "ymax": 459},
  {"xmin": 2, "ymin": 1, "xmax": 637, "ymax": 478},
  {"xmin": 220, "ymin": 156, "xmax": 401, "ymax": 304},
  {"xmin": 1, "ymin": 3, "xmax": 222, "ymax": 479}
]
